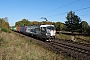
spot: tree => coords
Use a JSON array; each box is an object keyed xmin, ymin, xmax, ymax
[
  {"xmin": 52, "ymin": 22, "xmax": 66, "ymax": 31},
  {"xmin": 55, "ymin": 22, "xmax": 61, "ymax": 31},
  {"xmin": 0, "ymin": 18, "xmax": 3, "ymax": 28},
  {"xmin": 32, "ymin": 21, "xmax": 40, "ymax": 25},
  {"xmin": 3, "ymin": 17, "xmax": 8, "ymax": 22},
  {"xmin": 87, "ymin": 26, "xmax": 90, "ymax": 35},
  {"xmin": 0, "ymin": 18, "xmax": 9, "ymax": 28},
  {"xmin": 15, "ymin": 19, "xmax": 32, "ymax": 26},
  {"xmin": 80, "ymin": 21, "xmax": 89, "ymax": 33},
  {"xmin": 65, "ymin": 11, "xmax": 81, "ymax": 34}
]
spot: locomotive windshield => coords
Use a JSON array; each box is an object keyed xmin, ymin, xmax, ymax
[{"xmin": 47, "ymin": 26, "xmax": 54, "ymax": 30}]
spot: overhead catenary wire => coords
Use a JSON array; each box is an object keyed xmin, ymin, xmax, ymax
[
  {"xmin": 46, "ymin": 6, "xmax": 90, "ymax": 17},
  {"xmin": 74, "ymin": 6, "xmax": 90, "ymax": 11},
  {"xmin": 50, "ymin": 13, "xmax": 90, "ymax": 21},
  {"xmin": 38, "ymin": 0, "xmax": 81, "ymax": 17},
  {"xmin": 79, "ymin": 14, "xmax": 90, "ymax": 16}
]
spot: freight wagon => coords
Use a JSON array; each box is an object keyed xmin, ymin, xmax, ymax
[
  {"xmin": 20, "ymin": 26, "xmax": 27, "ymax": 34},
  {"xmin": 16, "ymin": 26, "xmax": 20, "ymax": 32}
]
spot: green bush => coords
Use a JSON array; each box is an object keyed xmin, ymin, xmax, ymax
[{"xmin": 1, "ymin": 28, "xmax": 11, "ymax": 33}]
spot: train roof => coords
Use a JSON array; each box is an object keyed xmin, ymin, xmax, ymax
[
  {"xmin": 19, "ymin": 25, "xmax": 54, "ymax": 28},
  {"xmin": 40, "ymin": 25, "xmax": 54, "ymax": 27}
]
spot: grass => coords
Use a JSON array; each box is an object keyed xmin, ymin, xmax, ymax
[
  {"xmin": 56, "ymin": 33, "xmax": 90, "ymax": 44},
  {"xmin": 0, "ymin": 32, "xmax": 76, "ymax": 60},
  {"xmin": 56, "ymin": 33, "xmax": 70, "ymax": 40},
  {"xmin": 1, "ymin": 28, "xmax": 12, "ymax": 33}
]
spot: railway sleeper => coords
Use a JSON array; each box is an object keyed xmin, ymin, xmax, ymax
[
  {"xmin": 63, "ymin": 47, "xmax": 89, "ymax": 60},
  {"xmin": 77, "ymin": 52, "xmax": 90, "ymax": 60},
  {"xmin": 52, "ymin": 44, "xmax": 67, "ymax": 52},
  {"xmin": 69, "ymin": 47, "xmax": 90, "ymax": 55},
  {"xmin": 50, "ymin": 41, "xmax": 90, "ymax": 60},
  {"xmin": 57, "ymin": 40, "xmax": 90, "ymax": 51},
  {"xmin": 83, "ymin": 55, "xmax": 90, "ymax": 60},
  {"xmin": 59, "ymin": 47, "xmax": 82, "ymax": 60},
  {"xmin": 69, "ymin": 44, "xmax": 90, "ymax": 50},
  {"xmin": 54, "ymin": 45, "xmax": 88, "ymax": 60},
  {"xmin": 69, "ymin": 48, "xmax": 90, "ymax": 56}
]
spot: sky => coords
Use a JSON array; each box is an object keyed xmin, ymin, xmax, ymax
[{"xmin": 0, "ymin": 0, "xmax": 90, "ymax": 26}]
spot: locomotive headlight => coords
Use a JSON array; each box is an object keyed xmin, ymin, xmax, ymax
[
  {"xmin": 46, "ymin": 33, "xmax": 48, "ymax": 35},
  {"xmin": 46, "ymin": 33, "xmax": 50, "ymax": 35}
]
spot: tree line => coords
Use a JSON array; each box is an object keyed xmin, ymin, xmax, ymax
[
  {"xmin": 0, "ymin": 17, "xmax": 9, "ymax": 29},
  {"xmin": 15, "ymin": 11, "xmax": 90, "ymax": 35},
  {"xmin": 0, "ymin": 17, "xmax": 11, "ymax": 33}
]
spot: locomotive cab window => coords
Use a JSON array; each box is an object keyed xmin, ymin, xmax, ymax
[
  {"xmin": 41, "ymin": 27, "xmax": 46, "ymax": 32},
  {"xmin": 47, "ymin": 26, "xmax": 54, "ymax": 30}
]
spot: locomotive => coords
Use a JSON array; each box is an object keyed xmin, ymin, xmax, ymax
[{"xmin": 12, "ymin": 24, "xmax": 56, "ymax": 41}]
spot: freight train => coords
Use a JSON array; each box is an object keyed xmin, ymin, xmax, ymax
[{"xmin": 11, "ymin": 24, "xmax": 56, "ymax": 41}]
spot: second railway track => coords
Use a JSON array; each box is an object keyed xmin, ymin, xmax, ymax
[{"xmin": 46, "ymin": 40, "xmax": 90, "ymax": 60}]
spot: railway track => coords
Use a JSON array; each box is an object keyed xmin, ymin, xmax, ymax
[
  {"xmin": 14, "ymin": 32, "xmax": 90, "ymax": 60},
  {"xmin": 46, "ymin": 40, "xmax": 90, "ymax": 60}
]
